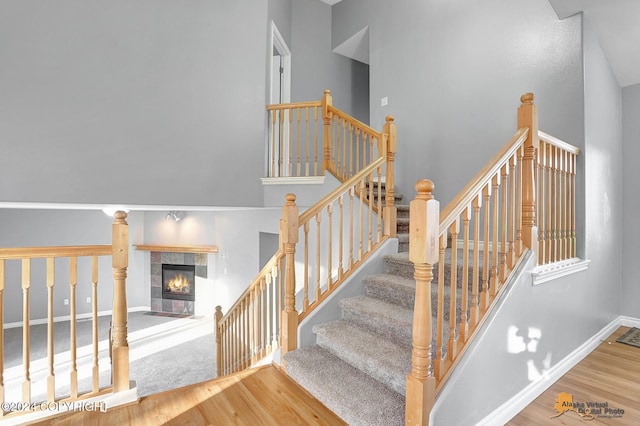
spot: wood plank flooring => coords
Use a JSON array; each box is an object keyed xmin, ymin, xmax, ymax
[
  {"xmin": 32, "ymin": 364, "xmax": 346, "ymax": 426},
  {"xmin": 27, "ymin": 326, "xmax": 640, "ymax": 425},
  {"xmin": 508, "ymin": 326, "xmax": 640, "ymax": 425}
]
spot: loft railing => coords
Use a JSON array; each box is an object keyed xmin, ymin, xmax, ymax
[
  {"xmin": 266, "ymin": 90, "xmax": 389, "ymax": 183},
  {"xmin": 0, "ymin": 212, "xmax": 130, "ymax": 419},
  {"xmin": 217, "ymin": 93, "xmax": 397, "ymax": 376},
  {"xmin": 406, "ymin": 94, "xmax": 581, "ymax": 425}
]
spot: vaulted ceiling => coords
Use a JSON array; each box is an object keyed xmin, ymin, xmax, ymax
[{"xmin": 319, "ymin": 0, "xmax": 640, "ymax": 87}]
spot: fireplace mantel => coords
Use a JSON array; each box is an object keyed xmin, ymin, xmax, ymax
[{"xmin": 134, "ymin": 244, "xmax": 218, "ymax": 254}]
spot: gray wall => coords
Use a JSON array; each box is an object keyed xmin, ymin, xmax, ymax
[
  {"xmin": 291, "ymin": 0, "xmax": 369, "ymax": 123},
  {"xmin": 0, "ymin": 209, "xmax": 145, "ymax": 323},
  {"xmin": 333, "ymin": 0, "xmax": 584, "ymax": 207},
  {"xmin": 432, "ymin": 14, "xmax": 623, "ymax": 425},
  {"xmin": 622, "ymin": 84, "xmax": 640, "ymax": 317},
  {"xmin": 0, "ymin": 0, "xmax": 268, "ymax": 207}
]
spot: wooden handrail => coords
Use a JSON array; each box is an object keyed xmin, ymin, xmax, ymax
[
  {"xmin": 219, "ymin": 249, "xmax": 284, "ymax": 325},
  {"xmin": 267, "ymin": 100, "xmax": 322, "ymax": 110},
  {"xmin": 0, "ymin": 245, "xmax": 112, "ymax": 259},
  {"xmin": 538, "ymin": 130, "xmax": 581, "ymax": 155},
  {"xmin": 439, "ymin": 127, "xmax": 528, "ymax": 234},
  {"xmin": 327, "ymin": 105, "xmax": 382, "ymax": 140},
  {"xmin": 406, "ymin": 93, "xmax": 581, "ymax": 425},
  {"xmin": 299, "ymin": 157, "xmax": 386, "ymax": 224}
]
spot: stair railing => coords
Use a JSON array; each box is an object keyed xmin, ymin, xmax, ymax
[
  {"xmin": 217, "ymin": 92, "xmax": 397, "ymax": 376},
  {"xmin": 266, "ymin": 90, "xmax": 388, "ymax": 182},
  {"xmin": 0, "ymin": 212, "xmax": 130, "ymax": 419},
  {"xmin": 406, "ymin": 93, "xmax": 580, "ymax": 425}
]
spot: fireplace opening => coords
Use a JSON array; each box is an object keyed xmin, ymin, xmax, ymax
[{"xmin": 162, "ymin": 264, "xmax": 195, "ymax": 301}]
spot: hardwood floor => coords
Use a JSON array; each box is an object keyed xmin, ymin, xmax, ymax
[
  {"xmin": 508, "ymin": 326, "xmax": 640, "ymax": 425},
  {"xmin": 32, "ymin": 365, "xmax": 346, "ymax": 426},
  {"xmin": 25, "ymin": 326, "xmax": 640, "ymax": 425}
]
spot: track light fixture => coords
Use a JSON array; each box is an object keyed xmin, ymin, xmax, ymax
[{"xmin": 165, "ymin": 211, "xmax": 181, "ymax": 222}]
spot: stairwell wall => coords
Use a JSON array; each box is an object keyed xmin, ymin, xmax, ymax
[{"xmin": 621, "ymin": 83, "xmax": 640, "ymax": 318}]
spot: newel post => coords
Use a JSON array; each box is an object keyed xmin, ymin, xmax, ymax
[
  {"xmin": 111, "ymin": 211, "xmax": 130, "ymax": 392},
  {"xmin": 321, "ymin": 89, "xmax": 333, "ymax": 174},
  {"xmin": 383, "ymin": 115, "xmax": 398, "ymax": 237},
  {"xmin": 406, "ymin": 180, "xmax": 439, "ymax": 426},
  {"xmin": 280, "ymin": 193, "xmax": 299, "ymax": 355},
  {"xmin": 518, "ymin": 93, "xmax": 539, "ymax": 258},
  {"xmin": 215, "ymin": 305, "xmax": 223, "ymax": 377}
]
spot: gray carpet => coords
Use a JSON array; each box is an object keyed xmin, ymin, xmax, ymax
[{"xmin": 4, "ymin": 311, "xmax": 216, "ymax": 403}]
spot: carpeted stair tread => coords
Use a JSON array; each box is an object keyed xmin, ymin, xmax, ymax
[
  {"xmin": 339, "ymin": 295, "xmax": 413, "ymax": 346},
  {"xmin": 363, "ymin": 273, "xmax": 416, "ymax": 309},
  {"xmin": 313, "ymin": 320, "xmax": 412, "ymax": 396},
  {"xmin": 396, "ymin": 217, "xmax": 410, "ymax": 233},
  {"xmin": 284, "ymin": 345, "xmax": 405, "ymax": 426},
  {"xmin": 397, "ymin": 233, "xmax": 409, "ymax": 253}
]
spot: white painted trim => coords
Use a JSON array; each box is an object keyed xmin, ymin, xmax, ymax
[
  {"xmin": 260, "ymin": 176, "xmax": 326, "ymax": 186},
  {"xmin": 531, "ymin": 258, "xmax": 591, "ymax": 285},
  {"xmin": 478, "ymin": 315, "xmax": 640, "ymax": 425},
  {"xmin": 3, "ymin": 306, "xmax": 149, "ymax": 329}
]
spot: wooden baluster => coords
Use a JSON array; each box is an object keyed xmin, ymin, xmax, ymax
[
  {"xmin": 508, "ymin": 155, "xmax": 517, "ymax": 268},
  {"xmin": 271, "ymin": 110, "xmax": 277, "ymax": 177},
  {"xmin": 518, "ymin": 93, "xmax": 539, "ymax": 259},
  {"xmin": 367, "ymin": 173, "xmax": 374, "ymax": 251},
  {"xmin": 0, "ymin": 260, "xmax": 4, "ymax": 412},
  {"xmin": 327, "ymin": 204, "xmax": 333, "ymax": 289},
  {"xmin": 545, "ymin": 143, "xmax": 552, "ymax": 264},
  {"xmin": 344, "ymin": 122, "xmax": 350, "ymax": 180},
  {"xmin": 111, "ymin": 211, "xmax": 130, "ymax": 392},
  {"xmin": 46, "ymin": 258, "xmax": 55, "ymax": 401},
  {"xmin": 296, "ymin": 108, "xmax": 302, "ymax": 177},
  {"xmin": 305, "ymin": 107, "xmax": 310, "ymax": 177},
  {"xmin": 570, "ymin": 153, "xmax": 577, "ymax": 257},
  {"xmin": 304, "ymin": 223, "xmax": 310, "ymax": 310},
  {"xmin": 459, "ymin": 207, "xmax": 471, "ymax": 343},
  {"xmin": 215, "ymin": 306, "xmax": 223, "ymax": 377},
  {"xmin": 481, "ymin": 185, "xmax": 491, "ymax": 310},
  {"xmin": 69, "ymin": 257, "xmax": 78, "ymax": 399},
  {"xmin": 289, "ymin": 108, "xmax": 294, "ymax": 177},
  {"xmin": 322, "ymin": 90, "xmax": 332, "ymax": 174},
  {"xmin": 91, "ymin": 256, "xmax": 99, "ymax": 393},
  {"xmin": 260, "ymin": 279, "xmax": 265, "ymax": 358},
  {"xmin": 281, "ymin": 194, "xmax": 299, "ymax": 355},
  {"xmin": 315, "ymin": 213, "xmax": 322, "ymax": 302},
  {"xmin": 384, "ymin": 116, "xmax": 397, "ymax": 238},
  {"xmin": 435, "ymin": 234, "xmax": 446, "ymax": 379},
  {"xmin": 537, "ymin": 141, "xmax": 545, "ymax": 265},
  {"xmin": 279, "ymin": 109, "xmax": 285, "ymax": 176},
  {"xmin": 500, "ymin": 165, "xmax": 509, "ymax": 282},
  {"xmin": 265, "ymin": 271, "xmax": 271, "ymax": 355},
  {"xmin": 22, "ymin": 259, "xmax": 31, "ymax": 403},
  {"xmin": 274, "ymin": 261, "xmax": 281, "ymax": 350},
  {"xmin": 406, "ymin": 179, "xmax": 438, "ymax": 426},
  {"xmin": 563, "ymin": 150, "xmax": 570, "ymax": 260},
  {"xmin": 314, "ymin": 106, "xmax": 319, "ymax": 176},
  {"xmin": 376, "ymin": 166, "xmax": 383, "ymax": 242},
  {"xmin": 551, "ymin": 145, "xmax": 558, "ymax": 262},
  {"xmin": 516, "ymin": 145, "xmax": 524, "ymax": 256},
  {"xmin": 471, "ymin": 195, "xmax": 481, "ymax": 328},
  {"xmin": 349, "ymin": 188, "xmax": 355, "ymax": 269},
  {"xmin": 338, "ymin": 196, "xmax": 344, "ymax": 280},
  {"xmin": 240, "ymin": 300, "xmax": 246, "ymax": 370},
  {"xmin": 490, "ymin": 175, "xmax": 500, "ymax": 296},
  {"xmin": 356, "ymin": 130, "xmax": 361, "ymax": 174},
  {"xmin": 359, "ymin": 179, "xmax": 365, "ymax": 261},
  {"xmin": 448, "ymin": 220, "xmax": 459, "ymax": 362}
]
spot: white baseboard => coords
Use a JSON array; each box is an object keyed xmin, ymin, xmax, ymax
[
  {"xmin": 3, "ymin": 306, "xmax": 150, "ymax": 329},
  {"xmin": 478, "ymin": 315, "xmax": 640, "ymax": 425}
]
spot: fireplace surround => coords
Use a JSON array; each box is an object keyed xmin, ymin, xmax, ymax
[{"xmin": 150, "ymin": 251, "xmax": 208, "ymax": 314}]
